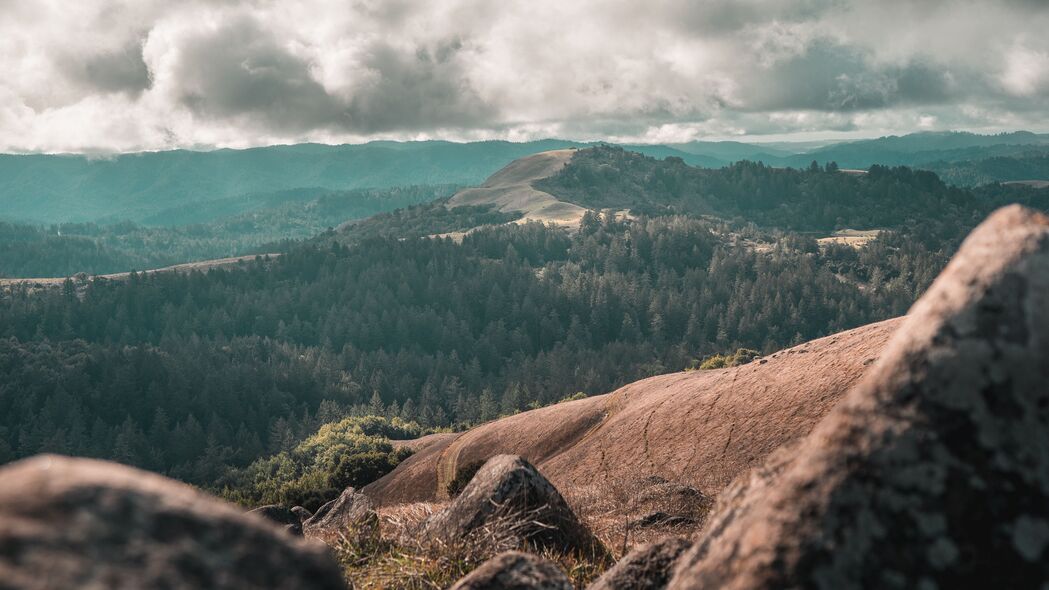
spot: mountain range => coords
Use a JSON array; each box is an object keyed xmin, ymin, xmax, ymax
[{"xmin": 3, "ymin": 131, "xmax": 1049, "ymax": 225}]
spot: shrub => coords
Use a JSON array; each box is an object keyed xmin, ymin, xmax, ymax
[
  {"xmin": 220, "ymin": 415, "xmax": 426, "ymax": 511},
  {"xmin": 691, "ymin": 348, "xmax": 761, "ymax": 371}
]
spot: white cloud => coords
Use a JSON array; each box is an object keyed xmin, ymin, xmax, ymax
[{"xmin": 0, "ymin": 0, "xmax": 1046, "ymax": 152}]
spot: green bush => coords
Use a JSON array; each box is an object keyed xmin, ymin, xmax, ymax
[
  {"xmin": 691, "ymin": 348, "xmax": 761, "ymax": 371},
  {"xmin": 220, "ymin": 415, "xmax": 425, "ymax": 511}
]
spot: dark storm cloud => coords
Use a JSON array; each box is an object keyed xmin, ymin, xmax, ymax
[
  {"xmin": 59, "ymin": 42, "xmax": 151, "ymax": 96},
  {"xmin": 740, "ymin": 41, "xmax": 960, "ymax": 112},
  {"xmin": 169, "ymin": 17, "xmax": 343, "ymax": 132},
  {"xmin": 164, "ymin": 16, "xmax": 491, "ymax": 134},
  {"xmin": 338, "ymin": 39, "xmax": 497, "ymax": 133}
]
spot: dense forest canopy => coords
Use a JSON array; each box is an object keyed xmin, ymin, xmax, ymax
[{"xmin": 2, "ymin": 147, "xmax": 1048, "ymax": 503}]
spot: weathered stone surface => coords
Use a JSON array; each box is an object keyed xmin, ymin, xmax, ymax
[
  {"xmin": 302, "ymin": 486, "xmax": 378, "ymax": 542},
  {"xmin": 291, "ymin": 505, "xmax": 313, "ymax": 522},
  {"xmin": 423, "ymin": 454, "xmax": 603, "ymax": 556},
  {"xmin": 449, "ymin": 551, "xmax": 573, "ymax": 590},
  {"xmin": 249, "ymin": 504, "xmax": 303, "ymax": 536},
  {"xmin": 0, "ymin": 454, "xmax": 346, "ymax": 590},
  {"xmin": 588, "ymin": 537, "xmax": 690, "ymax": 590},
  {"xmin": 669, "ymin": 205, "xmax": 1049, "ymax": 589}
]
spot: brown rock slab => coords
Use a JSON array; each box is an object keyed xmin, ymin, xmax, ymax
[
  {"xmin": 423, "ymin": 454, "xmax": 603, "ymax": 556},
  {"xmin": 669, "ymin": 205, "xmax": 1049, "ymax": 589},
  {"xmin": 588, "ymin": 537, "xmax": 691, "ymax": 590},
  {"xmin": 449, "ymin": 551, "xmax": 573, "ymax": 590},
  {"xmin": 0, "ymin": 454, "xmax": 345, "ymax": 590}
]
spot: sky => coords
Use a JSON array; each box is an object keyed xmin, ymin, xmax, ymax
[{"xmin": 1, "ymin": 0, "xmax": 1048, "ymax": 153}]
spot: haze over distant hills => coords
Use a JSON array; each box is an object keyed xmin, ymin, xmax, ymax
[{"xmin": 3, "ymin": 131, "xmax": 1048, "ymax": 225}]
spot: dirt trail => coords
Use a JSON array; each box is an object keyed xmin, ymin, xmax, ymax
[
  {"xmin": 0, "ymin": 254, "xmax": 281, "ymax": 288},
  {"xmin": 365, "ymin": 317, "xmax": 902, "ymax": 507}
]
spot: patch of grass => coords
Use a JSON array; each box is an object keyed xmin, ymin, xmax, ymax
[{"xmin": 335, "ymin": 503, "xmax": 610, "ymax": 589}]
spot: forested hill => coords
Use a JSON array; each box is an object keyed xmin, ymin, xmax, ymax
[
  {"xmin": 4, "ymin": 131, "xmax": 1047, "ymax": 226},
  {"xmin": 0, "ymin": 213, "xmax": 942, "ymax": 484},
  {"xmin": 535, "ymin": 145, "xmax": 1049, "ymax": 231}
]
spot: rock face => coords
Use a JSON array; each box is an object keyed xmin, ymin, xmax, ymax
[
  {"xmin": 449, "ymin": 551, "xmax": 573, "ymax": 590},
  {"xmin": 248, "ymin": 504, "xmax": 303, "ymax": 536},
  {"xmin": 669, "ymin": 205, "xmax": 1049, "ymax": 589},
  {"xmin": 423, "ymin": 455, "xmax": 603, "ymax": 556},
  {"xmin": 0, "ymin": 454, "xmax": 346, "ymax": 590},
  {"xmin": 302, "ymin": 486, "xmax": 379, "ymax": 542},
  {"xmin": 588, "ymin": 537, "xmax": 691, "ymax": 590}
]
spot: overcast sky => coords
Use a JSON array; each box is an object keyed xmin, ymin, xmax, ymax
[{"xmin": 2, "ymin": 0, "xmax": 1048, "ymax": 153}]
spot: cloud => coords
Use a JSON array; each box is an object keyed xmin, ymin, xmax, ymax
[{"xmin": 0, "ymin": 0, "xmax": 1046, "ymax": 152}]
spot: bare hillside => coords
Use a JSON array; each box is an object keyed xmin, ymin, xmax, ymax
[
  {"xmin": 446, "ymin": 149, "xmax": 587, "ymax": 226},
  {"xmin": 364, "ymin": 316, "xmax": 901, "ymax": 509}
]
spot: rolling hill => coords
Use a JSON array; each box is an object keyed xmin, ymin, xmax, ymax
[
  {"xmin": 364, "ymin": 317, "xmax": 901, "ymax": 511},
  {"xmin": 445, "ymin": 149, "xmax": 588, "ymax": 226}
]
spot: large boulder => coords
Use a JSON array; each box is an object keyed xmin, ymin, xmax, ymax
[
  {"xmin": 669, "ymin": 205, "xmax": 1049, "ymax": 588},
  {"xmin": 0, "ymin": 454, "xmax": 345, "ymax": 590},
  {"xmin": 302, "ymin": 487, "xmax": 379, "ymax": 543},
  {"xmin": 449, "ymin": 551, "xmax": 573, "ymax": 590},
  {"xmin": 587, "ymin": 537, "xmax": 691, "ymax": 590},
  {"xmin": 423, "ymin": 455, "xmax": 603, "ymax": 557}
]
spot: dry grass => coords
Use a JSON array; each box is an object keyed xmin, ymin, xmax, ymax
[
  {"xmin": 336, "ymin": 502, "xmax": 611, "ymax": 589},
  {"xmin": 562, "ymin": 477, "xmax": 712, "ymax": 559},
  {"xmin": 817, "ymin": 229, "xmax": 882, "ymax": 249},
  {"xmin": 0, "ymin": 253, "xmax": 281, "ymax": 288}
]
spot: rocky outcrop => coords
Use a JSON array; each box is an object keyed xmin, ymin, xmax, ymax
[
  {"xmin": 249, "ymin": 504, "xmax": 303, "ymax": 536},
  {"xmin": 587, "ymin": 537, "xmax": 691, "ymax": 590},
  {"xmin": 423, "ymin": 455, "xmax": 603, "ymax": 556},
  {"xmin": 669, "ymin": 205, "xmax": 1049, "ymax": 589},
  {"xmin": 302, "ymin": 486, "xmax": 379, "ymax": 542},
  {"xmin": 449, "ymin": 551, "xmax": 573, "ymax": 590},
  {"xmin": 0, "ymin": 454, "xmax": 345, "ymax": 590}
]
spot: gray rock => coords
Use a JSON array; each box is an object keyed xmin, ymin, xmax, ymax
[
  {"xmin": 588, "ymin": 537, "xmax": 691, "ymax": 590},
  {"xmin": 423, "ymin": 454, "xmax": 603, "ymax": 556},
  {"xmin": 249, "ymin": 504, "xmax": 303, "ymax": 536},
  {"xmin": 449, "ymin": 551, "xmax": 573, "ymax": 590},
  {"xmin": 669, "ymin": 205, "xmax": 1049, "ymax": 589},
  {"xmin": 291, "ymin": 505, "xmax": 313, "ymax": 522},
  {"xmin": 302, "ymin": 486, "xmax": 379, "ymax": 542},
  {"xmin": 0, "ymin": 454, "xmax": 345, "ymax": 590}
]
